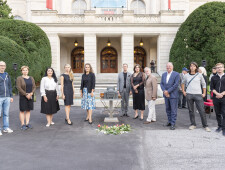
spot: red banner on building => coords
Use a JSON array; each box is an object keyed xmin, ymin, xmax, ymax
[
  {"xmin": 46, "ymin": 0, "xmax": 53, "ymax": 10},
  {"xmin": 168, "ymin": 0, "xmax": 171, "ymax": 10}
]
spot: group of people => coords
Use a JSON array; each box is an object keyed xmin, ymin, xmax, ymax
[
  {"xmin": 0, "ymin": 61, "xmax": 95, "ymax": 135},
  {"xmin": 0, "ymin": 60, "xmax": 225, "ymax": 137},
  {"xmin": 118, "ymin": 62, "xmax": 225, "ymax": 136}
]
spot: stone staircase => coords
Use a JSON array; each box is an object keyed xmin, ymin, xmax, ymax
[{"xmin": 66, "ymin": 73, "xmax": 161, "ymax": 98}]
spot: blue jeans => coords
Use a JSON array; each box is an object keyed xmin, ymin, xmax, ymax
[{"xmin": 0, "ymin": 97, "xmax": 10, "ymax": 130}]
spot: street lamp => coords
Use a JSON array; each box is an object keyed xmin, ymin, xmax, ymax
[
  {"xmin": 12, "ymin": 63, "xmax": 18, "ymax": 94},
  {"xmin": 184, "ymin": 38, "xmax": 188, "ymax": 65}
]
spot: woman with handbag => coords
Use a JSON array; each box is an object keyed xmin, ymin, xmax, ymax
[
  {"xmin": 40, "ymin": 67, "xmax": 60, "ymax": 127},
  {"xmin": 16, "ymin": 66, "xmax": 36, "ymax": 130},
  {"xmin": 131, "ymin": 64, "xmax": 145, "ymax": 120}
]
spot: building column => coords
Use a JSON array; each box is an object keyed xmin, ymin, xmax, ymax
[
  {"xmin": 150, "ymin": 0, "xmax": 157, "ymax": 14},
  {"xmin": 160, "ymin": 0, "xmax": 168, "ymax": 11},
  {"xmin": 47, "ymin": 33, "xmax": 61, "ymax": 76},
  {"xmin": 84, "ymin": 34, "xmax": 97, "ymax": 73},
  {"xmin": 157, "ymin": 34, "xmax": 176, "ymax": 76},
  {"xmin": 26, "ymin": 0, "xmax": 31, "ymax": 21},
  {"xmin": 121, "ymin": 34, "xmax": 134, "ymax": 73}
]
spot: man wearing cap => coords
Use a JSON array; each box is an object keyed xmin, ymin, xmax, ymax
[{"xmin": 178, "ymin": 68, "xmax": 188, "ymax": 109}]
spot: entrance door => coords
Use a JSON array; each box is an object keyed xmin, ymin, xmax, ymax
[
  {"xmin": 101, "ymin": 47, "xmax": 117, "ymax": 73},
  {"xmin": 134, "ymin": 46, "xmax": 146, "ymax": 71},
  {"xmin": 71, "ymin": 47, "xmax": 84, "ymax": 73}
]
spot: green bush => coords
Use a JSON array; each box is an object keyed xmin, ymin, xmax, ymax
[
  {"xmin": 169, "ymin": 2, "xmax": 225, "ymax": 72},
  {"xmin": 0, "ymin": 19, "xmax": 51, "ymax": 86}
]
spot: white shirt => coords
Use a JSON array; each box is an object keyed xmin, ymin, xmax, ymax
[
  {"xmin": 40, "ymin": 77, "xmax": 59, "ymax": 96},
  {"xmin": 166, "ymin": 71, "xmax": 173, "ymax": 83}
]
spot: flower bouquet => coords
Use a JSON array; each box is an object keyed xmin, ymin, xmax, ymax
[{"xmin": 97, "ymin": 124, "xmax": 131, "ymax": 135}]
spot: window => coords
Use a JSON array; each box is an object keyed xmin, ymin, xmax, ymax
[
  {"xmin": 14, "ymin": 15, "xmax": 23, "ymax": 20},
  {"xmin": 72, "ymin": 0, "xmax": 87, "ymax": 14},
  {"xmin": 131, "ymin": 0, "xmax": 146, "ymax": 14}
]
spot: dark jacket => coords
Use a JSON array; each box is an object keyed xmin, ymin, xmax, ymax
[
  {"xmin": 80, "ymin": 72, "xmax": 95, "ymax": 93},
  {"xmin": 210, "ymin": 74, "xmax": 225, "ymax": 100},
  {"xmin": 0, "ymin": 72, "xmax": 13, "ymax": 98},
  {"xmin": 16, "ymin": 76, "xmax": 36, "ymax": 96}
]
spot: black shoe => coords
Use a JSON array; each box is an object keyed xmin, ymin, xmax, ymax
[
  {"xmin": 65, "ymin": 119, "xmax": 73, "ymax": 125},
  {"xmin": 215, "ymin": 127, "xmax": 222, "ymax": 133},
  {"xmin": 125, "ymin": 114, "xmax": 129, "ymax": 117},
  {"xmin": 182, "ymin": 106, "xmax": 187, "ymax": 109},
  {"xmin": 165, "ymin": 122, "xmax": 171, "ymax": 127},
  {"xmin": 140, "ymin": 118, "xmax": 144, "ymax": 121},
  {"xmin": 170, "ymin": 125, "xmax": 175, "ymax": 130},
  {"xmin": 89, "ymin": 121, "xmax": 93, "ymax": 124},
  {"xmin": 133, "ymin": 115, "xmax": 139, "ymax": 119},
  {"xmin": 121, "ymin": 114, "xmax": 126, "ymax": 117},
  {"xmin": 223, "ymin": 130, "xmax": 225, "ymax": 136},
  {"xmin": 84, "ymin": 119, "xmax": 89, "ymax": 122}
]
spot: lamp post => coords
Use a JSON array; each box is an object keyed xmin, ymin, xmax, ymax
[
  {"xmin": 12, "ymin": 63, "xmax": 18, "ymax": 95},
  {"xmin": 184, "ymin": 38, "xmax": 188, "ymax": 66}
]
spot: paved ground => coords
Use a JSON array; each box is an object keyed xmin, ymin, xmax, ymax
[{"xmin": 0, "ymin": 90, "xmax": 224, "ymax": 170}]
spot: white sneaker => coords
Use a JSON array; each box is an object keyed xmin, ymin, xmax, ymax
[
  {"xmin": 189, "ymin": 125, "xmax": 196, "ymax": 130},
  {"xmin": 205, "ymin": 127, "xmax": 211, "ymax": 132},
  {"xmin": 0, "ymin": 131, "xmax": 2, "ymax": 136},
  {"xmin": 3, "ymin": 128, "xmax": 13, "ymax": 133},
  {"xmin": 46, "ymin": 124, "xmax": 50, "ymax": 127},
  {"xmin": 50, "ymin": 122, "xmax": 55, "ymax": 125}
]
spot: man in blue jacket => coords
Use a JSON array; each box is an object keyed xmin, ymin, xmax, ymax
[
  {"xmin": 160, "ymin": 62, "xmax": 180, "ymax": 130},
  {"xmin": 0, "ymin": 61, "xmax": 14, "ymax": 136}
]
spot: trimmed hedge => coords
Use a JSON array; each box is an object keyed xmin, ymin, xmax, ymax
[
  {"xmin": 0, "ymin": 19, "xmax": 51, "ymax": 86},
  {"xmin": 169, "ymin": 2, "xmax": 225, "ymax": 72}
]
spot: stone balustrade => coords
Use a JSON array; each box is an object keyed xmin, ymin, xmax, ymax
[{"xmin": 31, "ymin": 10, "xmax": 184, "ymax": 24}]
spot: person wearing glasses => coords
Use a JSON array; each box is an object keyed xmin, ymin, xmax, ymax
[
  {"xmin": 0, "ymin": 61, "xmax": 13, "ymax": 136},
  {"xmin": 210, "ymin": 63, "xmax": 225, "ymax": 136}
]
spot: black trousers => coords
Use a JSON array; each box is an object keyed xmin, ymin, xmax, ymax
[
  {"xmin": 213, "ymin": 98, "xmax": 225, "ymax": 130},
  {"xmin": 186, "ymin": 94, "xmax": 208, "ymax": 127}
]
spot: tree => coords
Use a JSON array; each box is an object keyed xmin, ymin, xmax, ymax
[
  {"xmin": 0, "ymin": 0, "xmax": 13, "ymax": 19},
  {"xmin": 169, "ymin": 2, "xmax": 225, "ymax": 73},
  {"xmin": 0, "ymin": 19, "xmax": 52, "ymax": 86}
]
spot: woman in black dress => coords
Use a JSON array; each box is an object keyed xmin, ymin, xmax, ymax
[
  {"xmin": 16, "ymin": 66, "xmax": 36, "ymax": 130},
  {"xmin": 131, "ymin": 64, "xmax": 145, "ymax": 120},
  {"xmin": 60, "ymin": 64, "xmax": 74, "ymax": 125}
]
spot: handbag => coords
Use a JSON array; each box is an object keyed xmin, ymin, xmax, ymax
[{"xmin": 32, "ymin": 93, "xmax": 36, "ymax": 102}]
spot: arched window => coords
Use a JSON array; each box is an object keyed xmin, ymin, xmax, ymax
[
  {"xmin": 14, "ymin": 15, "xmax": 23, "ymax": 20},
  {"xmin": 72, "ymin": 0, "xmax": 87, "ymax": 14},
  {"xmin": 131, "ymin": 0, "xmax": 146, "ymax": 14}
]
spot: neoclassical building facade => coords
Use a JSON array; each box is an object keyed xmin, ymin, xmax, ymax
[{"xmin": 7, "ymin": 0, "xmax": 225, "ymax": 76}]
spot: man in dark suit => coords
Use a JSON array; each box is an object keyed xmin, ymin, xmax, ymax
[
  {"xmin": 160, "ymin": 62, "xmax": 180, "ymax": 130},
  {"xmin": 117, "ymin": 63, "xmax": 132, "ymax": 117}
]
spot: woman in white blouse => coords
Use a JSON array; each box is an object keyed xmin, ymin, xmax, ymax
[{"xmin": 40, "ymin": 68, "xmax": 60, "ymax": 127}]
